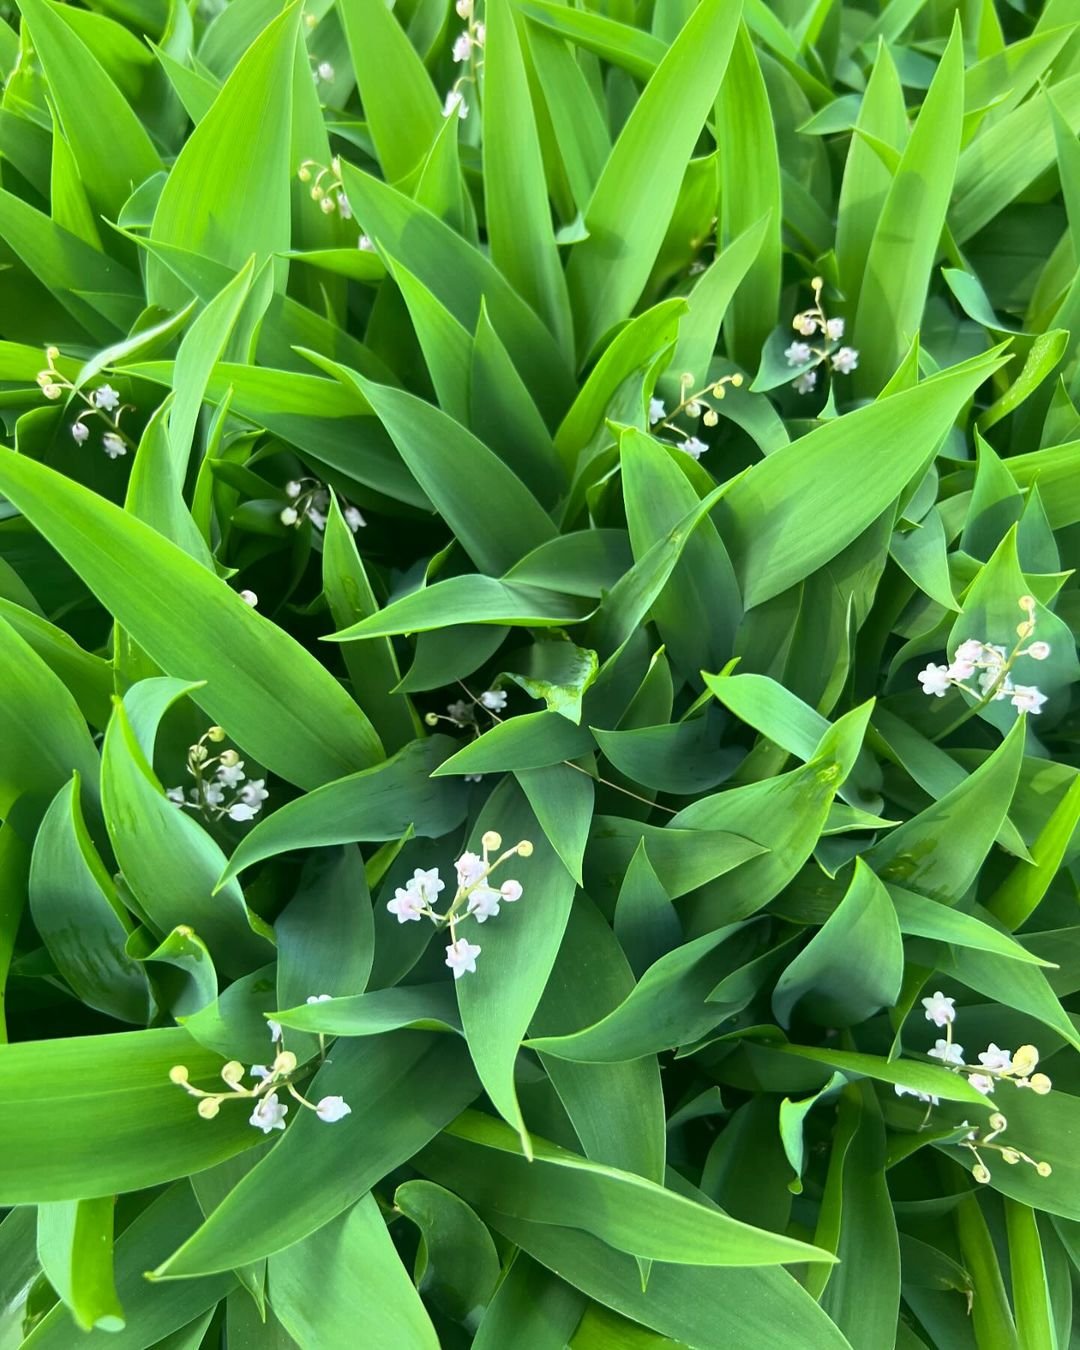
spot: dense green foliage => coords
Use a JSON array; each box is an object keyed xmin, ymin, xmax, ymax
[{"xmin": 0, "ymin": 0, "xmax": 1079, "ymax": 1344}]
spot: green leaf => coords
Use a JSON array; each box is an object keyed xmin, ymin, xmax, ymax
[
  {"xmin": 268, "ymin": 1195, "xmax": 439, "ymax": 1349},
  {"xmin": 36, "ymin": 1197, "xmax": 124, "ymax": 1333},
  {"xmin": 417, "ymin": 1111, "xmax": 835, "ymax": 1268},
  {"xmin": 772, "ymin": 860, "xmax": 904, "ymax": 1029},
  {"xmin": 564, "ymin": 0, "xmax": 742, "ymax": 356},
  {"xmin": 395, "ymin": 1181, "xmax": 500, "ymax": 1332},
  {"xmin": 0, "ymin": 448, "xmax": 385, "ymax": 788}
]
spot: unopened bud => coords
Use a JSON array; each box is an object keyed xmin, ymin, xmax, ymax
[
  {"xmin": 274, "ymin": 1050, "xmax": 297, "ymax": 1074},
  {"xmin": 988, "ymin": 1113, "xmax": 1007, "ymax": 1132},
  {"xmin": 207, "ymin": 726, "xmax": 226, "ymax": 742},
  {"xmin": 1036, "ymin": 1161, "xmax": 1052, "ymax": 1177},
  {"xmin": 219, "ymin": 750, "xmax": 240, "ymax": 768},
  {"xmin": 516, "ymin": 839, "xmax": 534, "ymax": 857},
  {"xmin": 169, "ymin": 1064, "xmax": 189, "ymax": 1084},
  {"xmin": 1012, "ymin": 1045, "xmax": 1039, "ymax": 1076},
  {"xmin": 1019, "ymin": 595, "xmax": 1036, "ymax": 613},
  {"xmin": 45, "ymin": 345, "xmax": 59, "ymax": 361},
  {"xmin": 1002, "ymin": 1148, "xmax": 1020, "ymax": 1164},
  {"xmin": 197, "ymin": 1098, "xmax": 221, "ymax": 1119},
  {"xmin": 424, "ymin": 712, "xmax": 439, "ymax": 726},
  {"xmin": 1029, "ymin": 1073, "xmax": 1051, "ymax": 1095},
  {"xmin": 730, "ymin": 373, "xmax": 744, "ymax": 387},
  {"xmin": 190, "ymin": 744, "xmax": 208, "ymax": 763},
  {"xmin": 220, "ymin": 1060, "xmax": 245, "ymax": 1085},
  {"xmin": 481, "ymin": 830, "xmax": 502, "ymax": 851},
  {"xmin": 972, "ymin": 1163, "xmax": 990, "ymax": 1184}
]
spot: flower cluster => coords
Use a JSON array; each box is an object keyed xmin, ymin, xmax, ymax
[
  {"xmin": 893, "ymin": 990, "xmax": 1052, "ymax": 1185},
  {"xmin": 424, "ymin": 685, "xmax": 508, "ymax": 782},
  {"xmin": 784, "ymin": 278, "xmax": 858, "ymax": 395},
  {"xmin": 297, "ymin": 157, "xmax": 351, "ymax": 218},
  {"xmin": 443, "ymin": 0, "xmax": 484, "ymax": 121},
  {"xmin": 648, "ymin": 370, "xmax": 745, "ymax": 461},
  {"xmin": 165, "ymin": 726, "xmax": 269, "ymax": 824},
  {"xmin": 918, "ymin": 596, "xmax": 1049, "ymax": 715},
  {"xmin": 170, "ymin": 1005, "xmax": 350, "ymax": 1134},
  {"xmin": 385, "ymin": 830, "xmax": 532, "ymax": 978},
  {"xmin": 36, "ymin": 348, "xmax": 134, "ymax": 458},
  {"xmin": 280, "ymin": 477, "xmax": 365, "ymax": 533}
]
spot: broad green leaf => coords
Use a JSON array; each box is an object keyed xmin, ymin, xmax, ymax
[
  {"xmin": 472, "ymin": 1253, "xmax": 586, "ymax": 1350},
  {"xmin": 36, "ymin": 1196, "xmax": 124, "ymax": 1333},
  {"xmin": 564, "ymin": 0, "xmax": 741, "ymax": 356},
  {"xmin": 0, "ymin": 448, "xmax": 385, "ymax": 788},
  {"xmin": 717, "ymin": 347, "xmax": 1008, "ymax": 606},
  {"xmin": 148, "ymin": 5, "xmax": 299, "ymax": 307},
  {"xmin": 612, "ymin": 841, "xmax": 682, "ymax": 978},
  {"xmin": 987, "ymin": 776, "xmax": 1080, "ymax": 930},
  {"xmin": 889, "ymin": 887, "xmax": 1053, "ymax": 966},
  {"xmin": 395, "ymin": 1181, "xmax": 500, "ymax": 1332},
  {"xmin": 1005, "ymin": 1200, "xmax": 1056, "ymax": 1350},
  {"xmin": 268, "ymin": 1195, "xmax": 439, "ymax": 1349},
  {"xmin": 758, "ymin": 1040, "xmax": 992, "ymax": 1106},
  {"xmin": 516, "ymin": 763, "xmax": 593, "ymax": 885},
  {"xmin": 772, "ymin": 860, "xmax": 903, "ymax": 1028},
  {"xmin": 433, "ymin": 713, "xmax": 592, "ymax": 776},
  {"xmin": 417, "ymin": 1111, "xmax": 834, "ymax": 1268}
]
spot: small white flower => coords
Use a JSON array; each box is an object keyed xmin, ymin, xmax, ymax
[
  {"xmin": 793, "ymin": 315, "xmax": 817, "ymax": 336},
  {"xmin": 921, "ymin": 991, "xmax": 956, "ymax": 1027},
  {"xmin": 308, "ymin": 508, "xmax": 327, "ymax": 531},
  {"xmin": 978, "ymin": 1044, "xmax": 1013, "ymax": 1072},
  {"xmin": 954, "ymin": 639, "xmax": 985, "ymax": 665},
  {"xmin": 686, "ymin": 400, "xmax": 702, "ymax": 419},
  {"xmin": 217, "ymin": 761, "xmax": 246, "ymax": 788},
  {"xmin": 455, "ymin": 0, "xmax": 472, "ymax": 15},
  {"xmin": 358, "ymin": 235, "xmax": 375, "ymax": 252},
  {"xmin": 315, "ymin": 1095, "xmax": 351, "ymax": 1122},
  {"xmin": 239, "ymin": 589, "xmax": 258, "ymax": 607},
  {"xmin": 228, "ymin": 802, "xmax": 257, "ymax": 822},
  {"xmin": 465, "ymin": 773, "xmax": 483, "ymax": 783},
  {"xmin": 452, "ymin": 30, "xmax": 472, "ymax": 62},
  {"xmin": 831, "ymin": 346, "xmax": 859, "ymax": 375},
  {"xmin": 894, "ymin": 1084, "xmax": 939, "ymax": 1105},
  {"xmin": 689, "ymin": 259, "xmax": 706, "ymax": 276},
  {"xmin": 387, "ymin": 887, "xmax": 424, "ymax": 923},
  {"xmin": 680, "ymin": 436, "xmax": 708, "ymax": 460},
  {"xmin": 918, "ymin": 663, "xmax": 952, "ymax": 698},
  {"xmin": 316, "ymin": 60, "xmax": 334, "ymax": 81},
  {"xmin": 250, "ymin": 1064, "xmax": 272, "ymax": 1082},
  {"xmin": 500, "ymin": 879, "xmax": 523, "ymax": 902},
  {"xmin": 445, "ymin": 937, "xmax": 481, "ymax": 978},
  {"xmin": 165, "ymin": 786, "xmax": 185, "ymax": 805},
  {"xmin": 42, "ymin": 383, "xmax": 62, "ymax": 400},
  {"xmin": 455, "ymin": 851, "xmax": 486, "ymax": 888},
  {"xmin": 344, "ymin": 506, "xmax": 366, "ymax": 531},
  {"xmin": 239, "ymin": 779, "xmax": 269, "ymax": 809},
  {"xmin": 409, "ymin": 867, "xmax": 445, "ymax": 905},
  {"xmin": 480, "ymin": 689, "xmax": 507, "ymax": 711},
  {"xmin": 825, "ymin": 318, "xmax": 845, "ymax": 341},
  {"xmin": 71, "ymin": 421, "xmax": 89, "ymax": 444},
  {"xmin": 92, "ymin": 384, "xmax": 120, "ymax": 412},
  {"xmin": 280, "ymin": 506, "xmax": 299, "ymax": 526},
  {"xmin": 969, "ymin": 1073, "xmax": 995, "ymax": 1095},
  {"xmin": 467, "ymin": 885, "xmax": 501, "ymax": 923},
  {"xmin": 446, "ymin": 699, "xmax": 474, "ymax": 725},
  {"xmin": 980, "ymin": 643, "xmax": 1008, "ymax": 673},
  {"xmin": 784, "ymin": 341, "xmax": 812, "ymax": 367},
  {"xmin": 1010, "ymin": 684, "xmax": 1047, "ymax": 715},
  {"xmin": 102, "ymin": 433, "xmax": 126, "ymax": 459},
  {"xmin": 947, "ymin": 659, "xmax": 975, "ymax": 681},
  {"xmin": 474, "ymin": 21, "xmax": 485, "ymax": 43},
  {"xmin": 306, "ymin": 993, "xmax": 333, "ymax": 1004},
  {"xmin": 443, "ymin": 89, "xmax": 468, "ymax": 120},
  {"xmin": 792, "ymin": 370, "xmax": 817, "ymax": 395},
  {"xmin": 979, "ymin": 667, "xmax": 1013, "ymax": 700},
  {"xmin": 267, "ymin": 1019, "xmax": 282, "ymax": 1043},
  {"xmin": 648, "ymin": 397, "xmax": 667, "ymax": 425},
  {"xmin": 285, "ymin": 480, "xmax": 302, "ymax": 498},
  {"xmin": 928, "ymin": 1038, "xmax": 965, "ymax": 1067},
  {"xmin": 336, "ymin": 194, "xmax": 352, "ymax": 220},
  {"xmin": 1027, "ymin": 641, "xmax": 1051, "ymax": 660},
  {"xmin": 204, "ymin": 783, "xmax": 225, "ymax": 807},
  {"xmin": 249, "ymin": 1091, "xmax": 288, "ymax": 1133}
]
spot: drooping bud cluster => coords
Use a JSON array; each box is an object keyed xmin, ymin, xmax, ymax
[
  {"xmin": 165, "ymin": 727, "xmax": 269, "ymax": 824},
  {"xmin": 36, "ymin": 347, "xmax": 134, "ymax": 458},
  {"xmin": 918, "ymin": 596, "xmax": 1049, "ymax": 715},
  {"xmin": 280, "ymin": 477, "xmax": 365, "ymax": 533},
  {"xmin": 297, "ymin": 157, "xmax": 352, "ymax": 218},
  {"xmin": 170, "ymin": 1005, "xmax": 350, "ymax": 1134},
  {"xmin": 442, "ymin": 0, "xmax": 484, "ymax": 121},
  {"xmin": 892, "ymin": 989, "xmax": 1053, "ymax": 1185},
  {"xmin": 648, "ymin": 371, "xmax": 744, "ymax": 460},
  {"xmin": 784, "ymin": 277, "xmax": 858, "ymax": 395},
  {"xmin": 385, "ymin": 830, "xmax": 532, "ymax": 979}
]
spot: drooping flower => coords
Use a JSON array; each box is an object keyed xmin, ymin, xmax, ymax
[
  {"xmin": 894, "ymin": 1083, "xmax": 939, "ymax": 1106},
  {"xmin": 239, "ymin": 779, "xmax": 269, "ymax": 810},
  {"xmin": 306, "ymin": 993, "xmax": 333, "ymax": 1004},
  {"xmin": 92, "ymin": 385, "xmax": 120, "ymax": 412},
  {"xmin": 480, "ymin": 689, "xmax": 507, "ymax": 712},
  {"xmin": 217, "ymin": 761, "xmax": 246, "ymax": 788},
  {"xmin": 267, "ymin": 1019, "xmax": 283, "ymax": 1043},
  {"xmin": 831, "ymin": 347, "xmax": 859, "ymax": 375},
  {"xmin": 792, "ymin": 370, "xmax": 817, "ymax": 395},
  {"xmin": 102, "ymin": 433, "xmax": 126, "ymax": 459},
  {"xmin": 452, "ymin": 30, "xmax": 472, "ymax": 62},
  {"xmin": 443, "ymin": 89, "xmax": 468, "ymax": 120},
  {"xmin": 467, "ymin": 885, "xmax": 501, "ymax": 923},
  {"xmin": 227, "ymin": 802, "xmax": 258, "ymax": 822},
  {"xmin": 344, "ymin": 506, "xmax": 366, "ymax": 531},
  {"xmin": 316, "ymin": 60, "xmax": 334, "ymax": 81},
  {"xmin": 455, "ymin": 851, "xmax": 486, "ymax": 888},
  {"xmin": 825, "ymin": 317, "xmax": 845, "ymax": 341},
  {"xmin": 387, "ymin": 887, "xmax": 424, "ymax": 923},
  {"xmin": 680, "ymin": 436, "xmax": 708, "ymax": 460},
  {"xmin": 928, "ymin": 1038, "xmax": 965, "ymax": 1067},
  {"xmin": 71, "ymin": 421, "xmax": 89, "ymax": 444},
  {"xmin": 1010, "ymin": 684, "xmax": 1047, "ymax": 715},
  {"xmin": 239, "ymin": 589, "xmax": 258, "ymax": 607},
  {"xmin": 249, "ymin": 1092, "xmax": 288, "ymax": 1133},
  {"xmin": 165, "ymin": 786, "xmax": 185, "ymax": 804},
  {"xmin": 918, "ymin": 663, "xmax": 951, "ymax": 698},
  {"xmin": 455, "ymin": 0, "xmax": 472, "ymax": 14},
  {"xmin": 358, "ymin": 235, "xmax": 375, "ymax": 252},
  {"xmin": 446, "ymin": 699, "xmax": 474, "ymax": 725},
  {"xmin": 1027, "ymin": 641, "xmax": 1051, "ymax": 660},
  {"xmin": 969, "ymin": 1073, "xmax": 996, "ymax": 1096},
  {"xmin": 409, "ymin": 868, "xmax": 445, "ymax": 905},
  {"xmin": 648, "ymin": 397, "xmax": 667, "ymax": 425},
  {"xmin": 784, "ymin": 341, "xmax": 812, "ymax": 367},
  {"xmin": 445, "ymin": 937, "xmax": 481, "ymax": 978},
  {"xmin": 280, "ymin": 506, "xmax": 299, "ymax": 526},
  {"xmin": 977, "ymin": 1044, "xmax": 1013, "ymax": 1073},
  {"xmin": 315, "ymin": 1096, "xmax": 352, "ymax": 1122},
  {"xmin": 921, "ymin": 991, "xmax": 956, "ymax": 1027},
  {"xmin": 500, "ymin": 879, "xmax": 523, "ymax": 902}
]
